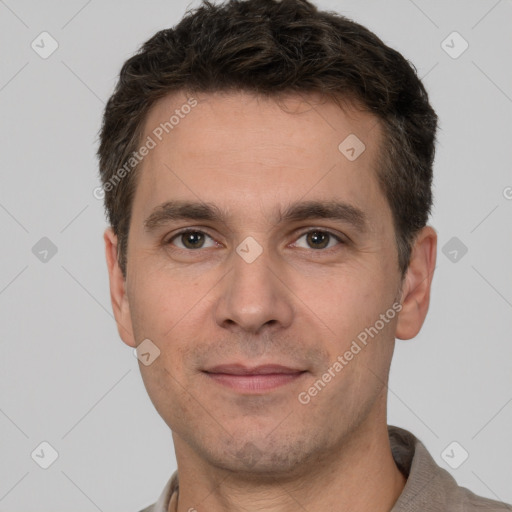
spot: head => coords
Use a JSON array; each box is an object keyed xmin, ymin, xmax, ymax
[{"xmin": 99, "ymin": 0, "xmax": 437, "ymax": 476}]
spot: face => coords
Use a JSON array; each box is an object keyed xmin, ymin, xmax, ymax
[{"xmin": 105, "ymin": 91, "xmax": 436, "ymax": 477}]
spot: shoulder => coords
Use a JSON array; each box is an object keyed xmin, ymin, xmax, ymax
[
  {"xmin": 459, "ymin": 487, "xmax": 512, "ymax": 511},
  {"xmin": 388, "ymin": 425, "xmax": 512, "ymax": 511}
]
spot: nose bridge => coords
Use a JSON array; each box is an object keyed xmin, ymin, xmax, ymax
[
  {"xmin": 214, "ymin": 237, "xmax": 293, "ymax": 333},
  {"xmin": 233, "ymin": 237, "xmax": 274, "ymax": 291}
]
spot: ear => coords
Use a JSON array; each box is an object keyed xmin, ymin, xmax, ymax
[
  {"xmin": 395, "ymin": 226, "xmax": 437, "ymax": 340},
  {"xmin": 104, "ymin": 227, "xmax": 136, "ymax": 347}
]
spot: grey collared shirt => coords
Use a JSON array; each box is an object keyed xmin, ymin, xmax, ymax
[{"xmin": 139, "ymin": 425, "xmax": 512, "ymax": 512}]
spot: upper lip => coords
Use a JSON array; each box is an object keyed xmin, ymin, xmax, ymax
[{"xmin": 203, "ymin": 364, "xmax": 306, "ymax": 375}]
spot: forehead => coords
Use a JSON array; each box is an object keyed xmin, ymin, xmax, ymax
[
  {"xmin": 133, "ymin": 90, "xmax": 391, "ymax": 232},
  {"xmin": 143, "ymin": 90, "xmax": 379, "ymax": 159}
]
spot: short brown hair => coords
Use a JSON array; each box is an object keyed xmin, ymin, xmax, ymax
[{"xmin": 98, "ymin": 0, "xmax": 437, "ymax": 277}]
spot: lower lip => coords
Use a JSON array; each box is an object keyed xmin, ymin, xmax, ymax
[{"xmin": 204, "ymin": 372, "xmax": 307, "ymax": 393}]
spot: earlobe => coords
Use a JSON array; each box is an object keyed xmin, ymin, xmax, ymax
[
  {"xmin": 104, "ymin": 227, "xmax": 136, "ymax": 347},
  {"xmin": 395, "ymin": 226, "xmax": 437, "ymax": 340}
]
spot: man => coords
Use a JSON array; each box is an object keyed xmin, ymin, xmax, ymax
[{"xmin": 97, "ymin": 0, "xmax": 512, "ymax": 511}]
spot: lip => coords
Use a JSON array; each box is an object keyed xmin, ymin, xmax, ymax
[
  {"xmin": 203, "ymin": 364, "xmax": 308, "ymax": 393},
  {"xmin": 204, "ymin": 364, "xmax": 305, "ymax": 375}
]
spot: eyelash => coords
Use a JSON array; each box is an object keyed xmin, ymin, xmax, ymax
[{"xmin": 165, "ymin": 228, "xmax": 346, "ymax": 252}]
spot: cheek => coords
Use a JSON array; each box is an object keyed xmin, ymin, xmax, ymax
[
  {"xmin": 127, "ymin": 266, "xmax": 202, "ymax": 341},
  {"xmin": 300, "ymin": 269, "xmax": 398, "ymax": 397},
  {"xmin": 300, "ymin": 270, "xmax": 390, "ymax": 343},
  {"xmin": 127, "ymin": 270, "xmax": 211, "ymax": 384},
  {"xmin": 139, "ymin": 359, "xmax": 197, "ymax": 433}
]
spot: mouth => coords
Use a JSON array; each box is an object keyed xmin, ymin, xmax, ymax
[{"xmin": 202, "ymin": 364, "xmax": 308, "ymax": 393}]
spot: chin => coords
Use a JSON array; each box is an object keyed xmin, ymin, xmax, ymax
[{"xmin": 204, "ymin": 435, "xmax": 322, "ymax": 480}]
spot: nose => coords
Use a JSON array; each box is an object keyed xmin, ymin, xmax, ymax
[{"xmin": 214, "ymin": 244, "xmax": 294, "ymax": 335}]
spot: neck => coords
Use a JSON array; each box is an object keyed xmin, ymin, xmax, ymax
[{"xmin": 172, "ymin": 417, "xmax": 406, "ymax": 512}]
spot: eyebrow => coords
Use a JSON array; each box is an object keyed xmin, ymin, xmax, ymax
[{"xmin": 144, "ymin": 199, "xmax": 368, "ymax": 232}]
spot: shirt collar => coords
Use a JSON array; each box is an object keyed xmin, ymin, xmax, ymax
[{"xmin": 388, "ymin": 425, "xmax": 463, "ymax": 512}]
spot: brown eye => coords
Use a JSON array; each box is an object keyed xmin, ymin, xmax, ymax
[
  {"xmin": 294, "ymin": 230, "xmax": 343, "ymax": 250},
  {"xmin": 306, "ymin": 231, "xmax": 329, "ymax": 249},
  {"xmin": 168, "ymin": 230, "xmax": 215, "ymax": 250}
]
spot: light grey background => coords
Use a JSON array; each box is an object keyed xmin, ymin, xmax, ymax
[{"xmin": 1, "ymin": 0, "xmax": 511, "ymax": 510}]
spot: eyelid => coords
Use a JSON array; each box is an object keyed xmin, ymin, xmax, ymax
[{"xmin": 293, "ymin": 227, "xmax": 346, "ymax": 241}]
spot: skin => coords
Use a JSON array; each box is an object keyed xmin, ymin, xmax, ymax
[{"xmin": 105, "ymin": 91, "xmax": 437, "ymax": 512}]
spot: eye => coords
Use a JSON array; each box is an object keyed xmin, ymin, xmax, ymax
[
  {"xmin": 167, "ymin": 229, "xmax": 217, "ymax": 250},
  {"xmin": 293, "ymin": 229, "xmax": 344, "ymax": 250},
  {"xmin": 165, "ymin": 228, "xmax": 345, "ymax": 252}
]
